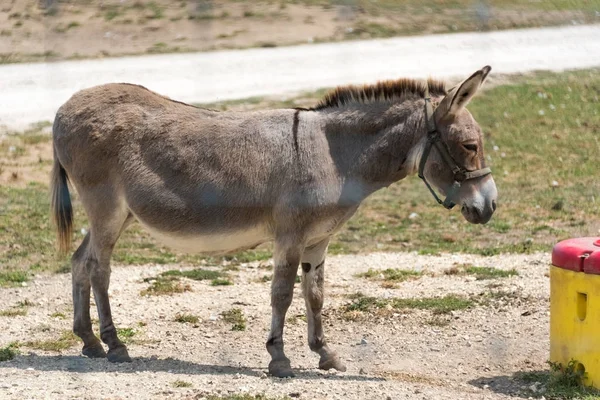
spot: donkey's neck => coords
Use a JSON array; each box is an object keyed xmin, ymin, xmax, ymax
[{"xmin": 318, "ymin": 100, "xmax": 427, "ymax": 194}]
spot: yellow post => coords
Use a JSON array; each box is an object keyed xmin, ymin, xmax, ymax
[{"xmin": 550, "ymin": 237, "xmax": 600, "ymax": 388}]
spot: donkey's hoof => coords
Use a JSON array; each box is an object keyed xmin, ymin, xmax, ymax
[
  {"xmin": 319, "ymin": 355, "xmax": 347, "ymax": 372},
  {"xmin": 107, "ymin": 346, "xmax": 132, "ymax": 363},
  {"xmin": 82, "ymin": 343, "xmax": 107, "ymax": 358},
  {"xmin": 268, "ymin": 359, "xmax": 295, "ymax": 378}
]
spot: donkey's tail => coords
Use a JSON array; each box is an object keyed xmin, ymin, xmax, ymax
[{"xmin": 51, "ymin": 146, "xmax": 73, "ymax": 255}]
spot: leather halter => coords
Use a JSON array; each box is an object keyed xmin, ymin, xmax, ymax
[{"xmin": 418, "ymin": 87, "xmax": 492, "ymax": 209}]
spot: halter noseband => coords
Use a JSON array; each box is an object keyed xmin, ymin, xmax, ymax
[{"xmin": 418, "ymin": 86, "xmax": 492, "ymax": 209}]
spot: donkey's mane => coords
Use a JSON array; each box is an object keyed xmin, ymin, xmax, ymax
[{"xmin": 313, "ymin": 78, "xmax": 447, "ymax": 110}]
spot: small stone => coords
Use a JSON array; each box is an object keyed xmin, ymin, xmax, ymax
[{"xmin": 360, "ymin": 338, "xmax": 368, "ymax": 345}]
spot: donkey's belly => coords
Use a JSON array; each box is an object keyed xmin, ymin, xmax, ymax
[{"xmin": 142, "ymin": 224, "xmax": 271, "ymax": 254}]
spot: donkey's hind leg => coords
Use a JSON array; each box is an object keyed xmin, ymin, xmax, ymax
[
  {"xmin": 88, "ymin": 211, "xmax": 134, "ymax": 363},
  {"xmin": 73, "ymin": 187, "xmax": 133, "ymax": 362},
  {"xmin": 301, "ymin": 239, "xmax": 346, "ymax": 372},
  {"xmin": 72, "ymin": 232, "xmax": 106, "ymax": 358}
]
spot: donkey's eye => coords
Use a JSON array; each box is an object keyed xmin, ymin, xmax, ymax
[{"xmin": 463, "ymin": 143, "xmax": 478, "ymax": 152}]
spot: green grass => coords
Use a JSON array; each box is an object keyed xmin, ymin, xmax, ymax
[
  {"xmin": 117, "ymin": 327, "xmax": 137, "ymax": 344},
  {"xmin": 172, "ymin": 379, "xmax": 192, "ymax": 388},
  {"xmin": 342, "ymin": 292, "xmax": 474, "ymax": 319},
  {"xmin": 516, "ymin": 360, "xmax": 600, "ymax": 399},
  {"xmin": 140, "ymin": 276, "xmax": 191, "ymax": 296},
  {"xmin": 205, "ymin": 395, "xmax": 290, "ymax": 400},
  {"xmin": 445, "ymin": 263, "xmax": 519, "ymax": 280},
  {"xmin": 357, "ymin": 268, "xmax": 422, "ymax": 282},
  {"xmin": 174, "ymin": 313, "xmax": 200, "ymax": 324},
  {"xmin": 221, "ymin": 308, "xmax": 246, "ymax": 331},
  {"xmin": 0, "ymin": 271, "xmax": 28, "ymax": 287},
  {"xmin": 211, "ymin": 278, "xmax": 233, "ymax": 286},
  {"xmin": 162, "ymin": 269, "xmax": 223, "ymax": 281},
  {"xmin": 0, "ymin": 308, "xmax": 27, "ymax": 317},
  {"xmin": 0, "ymin": 344, "xmax": 18, "ymax": 362},
  {"xmin": 24, "ymin": 331, "xmax": 78, "ymax": 352},
  {"xmin": 141, "ymin": 268, "xmax": 233, "ymax": 295}
]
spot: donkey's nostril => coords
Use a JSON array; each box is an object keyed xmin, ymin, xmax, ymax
[{"xmin": 491, "ymin": 200, "xmax": 497, "ymax": 212}]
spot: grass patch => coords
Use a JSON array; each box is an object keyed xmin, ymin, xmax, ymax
[
  {"xmin": 356, "ymin": 268, "xmax": 422, "ymax": 286},
  {"xmin": 140, "ymin": 276, "xmax": 191, "ymax": 296},
  {"xmin": 174, "ymin": 313, "xmax": 199, "ymax": 324},
  {"xmin": 162, "ymin": 269, "xmax": 224, "ymax": 281},
  {"xmin": 24, "ymin": 331, "xmax": 78, "ymax": 352},
  {"xmin": 515, "ymin": 359, "xmax": 600, "ymax": 399},
  {"xmin": 445, "ymin": 263, "xmax": 519, "ymax": 280},
  {"xmin": 0, "ymin": 308, "xmax": 27, "ymax": 317},
  {"xmin": 0, "ymin": 300, "xmax": 31, "ymax": 316},
  {"xmin": 50, "ymin": 312, "xmax": 66, "ymax": 319},
  {"xmin": 205, "ymin": 395, "xmax": 290, "ymax": 400},
  {"xmin": 0, "ymin": 271, "xmax": 28, "ymax": 287},
  {"xmin": 117, "ymin": 327, "xmax": 137, "ymax": 344},
  {"xmin": 221, "ymin": 308, "xmax": 246, "ymax": 331},
  {"xmin": 0, "ymin": 343, "xmax": 18, "ymax": 362},
  {"xmin": 141, "ymin": 268, "xmax": 232, "ymax": 295},
  {"xmin": 211, "ymin": 278, "xmax": 233, "ymax": 286},
  {"xmin": 173, "ymin": 379, "xmax": 192, "ymax": 388},
  {"xmin": 342, "ymin": 292, "xmax": 474, "ymax": 320}
]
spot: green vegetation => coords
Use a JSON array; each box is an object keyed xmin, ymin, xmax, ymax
[
  {"xmin": 342, "ymin": 292, "xmax": 474, "ymax": 320},
  {"xmin": 221, "ymin": 308, "xmax": 247, "ymax": 331},
  {"xmin": 162, "ymin": 269, "xmax": 223, "ymax": 281},
  {"xmin": 357, "ymin": 268, "xmax": 422, "ymax": 284},
  {"xmin": 117, "ymin": 327, "xmax": 137, "ymax": 344},
  {"xmin": 172, "ymin": 380, "xmax": 193, "ymax": 388},
  {"xmin": 205, "ymin": 395, "xmax": 290, "ymax": 400},
  {"xmin": 141, "ymin": 268, "xmax": 232, "ymax": 295},
  {"xmin": 140, "ymin": 275, "xmax": 191, "ymax": 296},
  {"xmin": 24, "ymin": 330, "xmax": 78, "ymax": 352},
  {"xmin": 174, "ymin": 313, "xmax": 200, "ymax": 324},
  {"xmin": 516, "ymin": 360, "xmax": 600, "ymax": 399},
  {"xmin": 0, "ymin": 271, "xmax": 28, "ymax": 287},
  {"xmin": 445, "ymin": 264, "xmax": 519, "ymax": 280},
  {"xmin": 0, "ymin": 343, "xmax": 18, "ymax": 362},
  {"xmin": 211, "ymin": 278, "xmax": 233, "ymax": 286}
]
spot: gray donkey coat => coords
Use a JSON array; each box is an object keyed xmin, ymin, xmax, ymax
[{"xmin": 51, "ymin": 66, "xmax": 497, "ymax": 377}]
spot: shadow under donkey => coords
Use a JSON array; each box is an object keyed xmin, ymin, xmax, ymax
[{"xmin": 0, "ymin": 354, "xmax": 384, "ymax": 382}]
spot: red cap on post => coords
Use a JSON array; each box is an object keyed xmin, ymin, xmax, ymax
[{"xmin": 552, "ymin": 237, "xmax": 600, "ymax": 275}]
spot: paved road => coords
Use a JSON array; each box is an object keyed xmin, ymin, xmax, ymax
[{"xmin": 1, "ymin": 24, "xmax": 599, "ymax": 130}]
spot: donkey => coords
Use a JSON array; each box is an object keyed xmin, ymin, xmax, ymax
[{"xmin": 51, "ymin": 66, "xmax": 497, "ymax": 377}]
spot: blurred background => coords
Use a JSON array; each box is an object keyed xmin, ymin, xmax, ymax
[{"xmin": 0, "ymin": 0, "xmax": 598, "ymax": 62}]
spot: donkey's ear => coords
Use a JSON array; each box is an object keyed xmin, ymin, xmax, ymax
[{"xmin": 435, "ymin": 66, "xmax": 491, "ymax": 119}]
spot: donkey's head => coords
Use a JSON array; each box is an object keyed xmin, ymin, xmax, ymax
[{"xmin": 418, "ymin": 66, "xmax": 497, "ymax": 224}]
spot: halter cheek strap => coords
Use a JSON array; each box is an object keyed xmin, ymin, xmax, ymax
[{"xmin": 417, "ymin": 86, "xmax": 492, "ymax": 210}]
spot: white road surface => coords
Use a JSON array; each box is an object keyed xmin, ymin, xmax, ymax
[{"xmin": 1, "ymin": 24, "xmax": 599, "ymax": 130}]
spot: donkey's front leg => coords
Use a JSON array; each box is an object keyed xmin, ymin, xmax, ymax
[
  {"xmin": 301, "ymin": 239, "xmax": 346, "ymax": 372},
  {"xmin": 266, "ymin": 239, "xmax": 302, "ymax": 378}
]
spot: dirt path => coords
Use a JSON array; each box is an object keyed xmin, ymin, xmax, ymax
[
  {"xmin": 1, "ymin": 23, "xmax": 599, "ymax": 132},
  {"xmin": 0, "ymin": 251, "xmax": 550, "ymax": 399}
]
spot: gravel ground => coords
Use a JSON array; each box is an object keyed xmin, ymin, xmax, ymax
[{"xmin": 0, "ymin": 251, "xmax": 550, "ymax": 399}]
